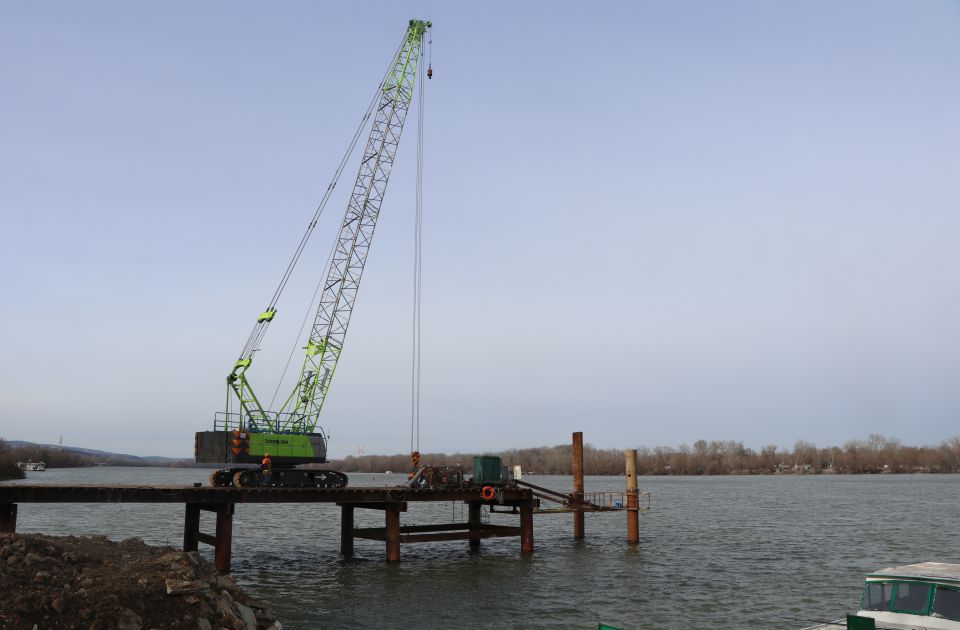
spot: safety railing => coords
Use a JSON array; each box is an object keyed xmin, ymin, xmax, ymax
[
  {"xmin": 579, "ymin": 491, "xmax": 651, "ymax": 512},
  {"xmin": 515, "ymin": 480, "xmax": 651, "ymax": 512},
  {"xmin": 213, "ymin": 412, "xmax": 326, "ymax": 436}
]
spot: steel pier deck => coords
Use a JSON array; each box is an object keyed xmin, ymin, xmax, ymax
[
  {"xmin": 0, "ymin": 483, "xmax": 532, "ymax": 504},
  {"xmin": 0, "ymin": 484, "xmax": 537, "ymax": 571}
]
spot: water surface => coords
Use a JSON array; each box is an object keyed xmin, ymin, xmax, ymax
[{"xmin": 5, "ymin": 468, "xmax": 958, "ymax": 629}]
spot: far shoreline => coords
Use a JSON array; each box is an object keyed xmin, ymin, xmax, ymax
[{"xmin": 5, "ymin": 433, "xmax": 960, "ymax": 478}]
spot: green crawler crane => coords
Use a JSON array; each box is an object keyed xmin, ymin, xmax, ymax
[{"xmin": 196, "ymin": 19, "xmax": 432, "ymax": 488}]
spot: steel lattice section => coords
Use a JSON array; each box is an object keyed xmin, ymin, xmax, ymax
[{"xmin": 278, "ymin": 29, "xmax": 424, "ymax": 434}]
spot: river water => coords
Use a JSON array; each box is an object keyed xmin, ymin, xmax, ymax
[{"xmin": 3, "ymin": 468, "xmax": 958, "ymax": 629}]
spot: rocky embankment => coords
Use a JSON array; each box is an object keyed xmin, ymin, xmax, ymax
[{"xmin": 0, "ymin": 533, "xmax": 281, "ymax": 630}]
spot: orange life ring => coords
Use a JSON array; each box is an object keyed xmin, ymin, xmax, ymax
[{"xmin": 480, "ymin": 485, "xmax": 496, "ymax": 501}]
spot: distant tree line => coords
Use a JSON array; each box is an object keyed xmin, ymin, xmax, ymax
[
  {"xmin": 632, "ymin": 435, "xmax": 960, "ymax": 475},
  {"xmin": 0, "ymin": 438, "xmax": 191, "ymax": 471},
  {"xmin": 328, "ymin": 434, "xmax": 960, "ymax": 476},
  {"xmin": 0, "ymin": 439, "xmax": 25, "ymax": 481},
  {"xmin": 4, "ymin": 434, "xmax": 958, "ymax": 477}
]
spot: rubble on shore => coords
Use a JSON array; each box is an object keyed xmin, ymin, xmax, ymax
[{"xmin": 0, "ymin": 533, "xmax": 281, "ymax": 630}]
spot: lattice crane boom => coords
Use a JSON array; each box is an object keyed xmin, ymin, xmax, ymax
[
  {"xmin": 224, "ymin": 19, "xmax": 431, "ymax": 436},
  {"xmin": 278, "ymin": 19, "xmax": 429, "ymax": 433}
]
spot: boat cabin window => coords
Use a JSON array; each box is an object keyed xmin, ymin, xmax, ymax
[
  {"xmin": 862, "ymin": 581, "xmax": 933, "ymax": 615},
  {"xmin": 933, "ymin": 586, "xmax": 960, "ymax": 621},
  {"xmin": 863, "ymin": 582, "xmax": 894, "ymax": 611},
  {"xmin": 891, "ymin": 582, "xmax": 932, "ymax": 614}
]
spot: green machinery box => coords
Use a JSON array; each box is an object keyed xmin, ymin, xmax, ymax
[
  {"xmin": 473, "ymin": 455, "xmax": 503, "ymax": 485},
  {"xmin": 194, "ymin": 431, "xmax": 328, "ymax": 465}
]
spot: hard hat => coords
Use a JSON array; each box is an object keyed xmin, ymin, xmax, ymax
[{"xmin": 265, "ymin": 453, "xmax": 270, "ymax": 457}]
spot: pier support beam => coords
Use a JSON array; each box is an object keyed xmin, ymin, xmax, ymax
[
  {"xmin": 183, "ymin": 504, "xmax": 200, "ymax": 552},
  {"xmin": 626, "ymin": 449, "xmax": 639, "ymax": 544},
  {"xmin": 520, "ymin": 501, "xmax": 534, "ymax": 553},
  {"xmin": 0, "ymin": 503, "xmax": 16, "ymax": 533},
  {"xmin": 385, "ymin": 505, "xmax": 401, "ymax": 562},
  {"xmin": 214, "ymin": 504, "xmax": 234, "ymax": 573},
  {"xmin": 468, "ymin": 502, "xmax": 482, "ymax": 550},
  {"xmin": 572, "ymin": 431, "xmax": 585, "ymax": 540},
  {"xmin": 340, "ymin": 505, "xmax": 354, "ymax": 557},
  {"xmin": 184, "ymin": 503, "xmax": 233, "ymax": 572}
]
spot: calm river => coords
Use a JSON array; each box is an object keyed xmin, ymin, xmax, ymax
[{"xmin": 4, "ymin": 468, "xmax": 958, "ymax": 629}]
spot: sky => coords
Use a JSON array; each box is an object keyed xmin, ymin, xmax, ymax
[{"xmin": 1, "ymin": 1, "xmax": 958, "ymax": 458}]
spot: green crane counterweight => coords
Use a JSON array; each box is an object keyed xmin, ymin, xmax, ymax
[{"xmin": 196, "ymin": 19, "xmax": 432, "ymax": 488}]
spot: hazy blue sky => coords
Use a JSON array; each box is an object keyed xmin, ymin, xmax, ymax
[{"xmin": 2, "ymin": 1, "xmax": 958, "ymax": 458}]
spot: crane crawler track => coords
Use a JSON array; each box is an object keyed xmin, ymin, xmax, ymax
[{"xmin": 209, "ymin": 468, "xmax": 348, "ymax": 489}]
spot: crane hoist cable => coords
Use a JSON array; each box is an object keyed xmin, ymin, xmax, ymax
[
  {"xmin": 427, "ymin": 26, "xmax": 433, "ymax": 79},
  {"xmin": 267, "ymin": 242, "xmax": 336, "ymax": 411},
  {"xmin": 409, "ymin": 26, "xmax": 431, "ymax": 472},
  {"xmin": 410, "ymin": 36, "xmax": 426, "ymax": 458}
]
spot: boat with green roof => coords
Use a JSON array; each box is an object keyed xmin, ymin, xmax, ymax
[{"xmin": 804, "ymin": 563, "xmax": 960, "ymax": 629}]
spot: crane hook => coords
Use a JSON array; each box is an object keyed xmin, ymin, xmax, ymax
[{"xmin": 427, "ymin": 65, "xmax": 433, "ymax": 79}]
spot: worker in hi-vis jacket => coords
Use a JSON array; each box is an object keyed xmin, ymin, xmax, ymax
[{"xmin": 260, "ymin": 453, "xmax": 272, "ymax": 487}]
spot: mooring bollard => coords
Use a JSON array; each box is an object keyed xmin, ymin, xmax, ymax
[{"xmin": 626, "ymin": 448, "xmax": 639, "ymax": 544}]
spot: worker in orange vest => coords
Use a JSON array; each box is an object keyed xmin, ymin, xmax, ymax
[{"xmin": 260, "ymin": 453, "xmax": 272, "ymax": 487}]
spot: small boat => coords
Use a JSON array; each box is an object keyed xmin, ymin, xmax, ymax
[
  {"xmin": 804, "ymin": 563, "xmax": 960, "ymax": 629},
  {"xmin": 16, "ymin": 461, "xmax": 46, "ymax": 472}
]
